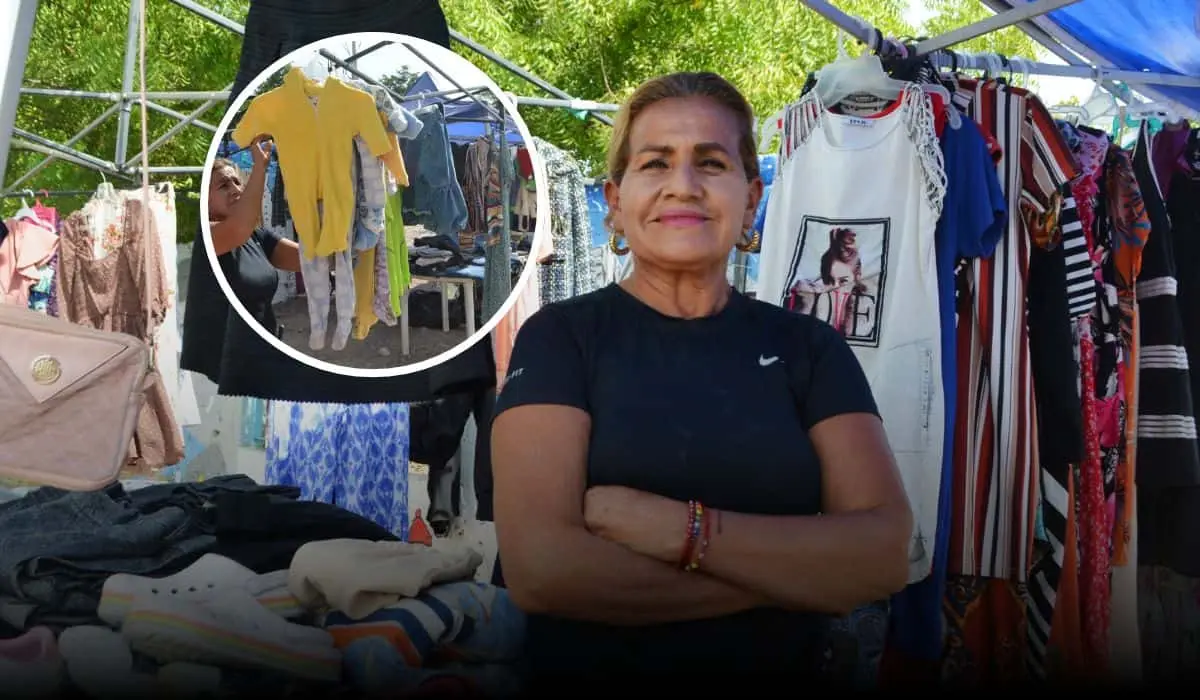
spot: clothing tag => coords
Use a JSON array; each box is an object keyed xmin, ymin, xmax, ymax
[{"xmin": 845, "ymin": 116, "xmax": 875, "ymax": 128}]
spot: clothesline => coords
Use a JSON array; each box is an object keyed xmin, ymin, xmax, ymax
[{"xmin": 0, "ymin": 189, "xmax": 102, "ymax": 199}]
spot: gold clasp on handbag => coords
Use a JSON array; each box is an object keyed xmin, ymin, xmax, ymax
[{"xmin": 29, "ymin": 355, "xmax": 63, "ymax": 385}]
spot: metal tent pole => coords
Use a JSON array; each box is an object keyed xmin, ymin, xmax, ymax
[
  {"xmin": 12, "ymin": 130, "xmax": 126, "ymax": 178},
  {"xmin": 124, "ymin": 89, "xmax": 228, "ymax": 168},
  {"xmin": 513, "ymin": 95, "xmax": 620, "ymax": 112},
  {"xmin": 4, "ymin": 102, "xmax": 122, "ymax": 193},
  {"xmin": 914, "ymin": 0, "xmax": 1083, "ymax": 55},
  {"xmin": 0, "ymin": 0, "xmax": 40, "ymax": 185},
  {"xmin": 496, "ymin": 110, "xmax": 513, "ymax": 314},
  {"xmin": 165, "ymin": 0, "xmax": 243, "ymax": 34},
  {"xmin": 401, "ymin": 41, "xmax": 505, "ymax": 123},
  {"xmin": 450, "ymin": 30, "xmax": 614, "ymax": 127},
  {"xmin": 114, "ymin": 0, "xmax": 142, "ymax": 167}
]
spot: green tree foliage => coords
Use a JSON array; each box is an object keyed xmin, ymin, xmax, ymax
[
  {"xmin": 918, "ymin": 0, "xmax": 1046, "ymax": 89},
  {"xmin": 379, "ymin": 68, "xmax": 421, "ymax": 97},
  {"xmin": 443, "ymin": 0, "xmax": 915, "ymax": 175}
]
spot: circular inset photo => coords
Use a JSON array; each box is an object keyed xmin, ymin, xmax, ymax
[{"xmin": 201, "ymin": 33, "xmax": 546, "ymax": 376}]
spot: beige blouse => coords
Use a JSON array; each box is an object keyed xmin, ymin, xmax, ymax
[{"xmin": 56, "ymin": 198, "xmax": 184, "ymax": 471}]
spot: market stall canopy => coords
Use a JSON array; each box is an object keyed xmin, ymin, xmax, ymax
[
  {"xmin": 1003, "ymin": 0, "xmax": 1200, "ymax": 113},
  {"xmin": 405, "ymin": 72, "xmax": 524, "ymax": 145}
]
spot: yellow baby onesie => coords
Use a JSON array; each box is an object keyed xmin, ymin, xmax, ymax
[{"xmin": 233, "ymin": 68, "xmax": 394, "ymax": 259}]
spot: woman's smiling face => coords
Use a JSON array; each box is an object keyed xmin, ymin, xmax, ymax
[{"xmin": 606, "ymin": 96, "xmax": 762, "ymax": 271}]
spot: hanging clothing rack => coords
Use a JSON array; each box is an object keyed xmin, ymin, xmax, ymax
[{"xmin": 0, "ymin": 189, "xmax": 99, "ymax": 199}]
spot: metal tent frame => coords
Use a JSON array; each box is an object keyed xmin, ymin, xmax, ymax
[
  {"xmin": 14, "ymin": 0, "xmax": 1180, "ymax": 198},
  {"xmin": 0, "ymin": 0, "xmax": 620, "ymax": 197},
  {"xmin": 799, "ymin": 0, "xmax": 1200, "ymax": 118}
]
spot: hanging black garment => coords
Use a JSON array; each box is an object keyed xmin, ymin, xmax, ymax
[
  {"xmin": 229, "ymin": 0, "xmax": 451, "ymax": 102},
  {"xmin": 1130, "ymin": 123, "xmax": 1200, "ymax": 489},
  {"xmin": 1141, "ymin": 128, "xmax": 1200, "ymax": 577},
  {"xmin": 180, "ymin": 1, "xmax": 494, "ymax": 403}
]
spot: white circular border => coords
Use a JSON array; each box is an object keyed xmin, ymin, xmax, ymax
[{"xmin": 200, "ymin": 32, "xmax": 552, "ymax": 378}]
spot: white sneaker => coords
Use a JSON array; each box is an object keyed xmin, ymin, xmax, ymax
[
  {"xmin": 121, "ymin": 590, "xmax": 341, "ymax": 682},
  {"xmin": 99, "ymin": 554, "xmax": 303, "ymax": 626}
]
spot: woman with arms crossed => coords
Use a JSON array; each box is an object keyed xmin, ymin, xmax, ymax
[{"xmin": 491, "ymin": 73, "xmax": 912, "ymax": 687}]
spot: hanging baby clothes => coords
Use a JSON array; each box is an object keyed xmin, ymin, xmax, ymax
[
  {"xmin": 385, "ymin": 190, "xmax": 411, "ymax": 317},
  {"xmin": 265, "ymin": 401, "xmax": 411, "ymax": 538},
  {"xmin": 233, "ymin": 67, "xmax": 401, "ymax": 258},
  {"xmin": 233, "ymin": 68, "xmax": 403, "ymax": 351},
  {"xmin": 758, "ymin": 84, "xmax": 947, "ymax": 584},
  {"xmin": 56, "ymin": 198, "xmax": 185, "ymax": 471},
  {"xmin": 351, "ymin": 140, "xmax": 405, "ymax": 341},
  {"xmin": 345, "ymin": 77, "xmax": 419, "ymax": 341}
]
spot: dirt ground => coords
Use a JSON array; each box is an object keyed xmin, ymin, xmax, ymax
[{"xmin": 274, "ymin": 283, "xmax": 470, "ymax": 369}]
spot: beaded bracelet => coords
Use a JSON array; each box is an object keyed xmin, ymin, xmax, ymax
[
  {"xmin": 685, "ymin": 502, "xmax": 710, "ymax": 572},
  {"xmin": 680, "ymin": 500, "xmax": 709, "ymax": 572},
  {"xmin": 678, "ymin": 500, "xmax": 700, "ymax": 569}
]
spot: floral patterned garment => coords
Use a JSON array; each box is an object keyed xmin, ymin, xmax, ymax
[
  {"xmin": 265, "ymin": 401, "xmax": 411, "ymax": 538},
  {"xmin": 1103, "ymin": 145, "xmax": 1151, "ymax": 568}
]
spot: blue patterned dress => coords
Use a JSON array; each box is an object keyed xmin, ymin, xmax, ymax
[{"xmin": 265, "ymin": 401, "xmax": 411, "ymax": 538}]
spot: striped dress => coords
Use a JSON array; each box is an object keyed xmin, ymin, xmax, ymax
[{"xmin": 947, "ymin": 78, "xmax": 1079, "ymax": 581}]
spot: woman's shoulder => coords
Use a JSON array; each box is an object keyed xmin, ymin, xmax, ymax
[
  {"xmin": 535, "ymin": 285, "xmax": 624, "ymax": 323},
  {"xmin": 518, "ymin": 285, "xmax": 620, "ymax": 340}
]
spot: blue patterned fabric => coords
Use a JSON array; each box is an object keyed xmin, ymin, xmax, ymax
[
  {"xmin": 265, "ymin": 401, "xmax": 411, "ymax": 538},
  {"xmin": 240, "ymin": 398, "xmax": 268, "ymax": 449}
]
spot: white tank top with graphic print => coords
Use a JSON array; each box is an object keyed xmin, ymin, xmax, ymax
[{"xmin": 758, "ymin": 85, "xmax": 947, "ymax": 583}]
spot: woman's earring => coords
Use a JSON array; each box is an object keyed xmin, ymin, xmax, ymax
[
  {"xmin": 735, "ymin": 228, "xmax": 760, "ymax": 253},
  {"xmin": 609, "ymin": 231, "xmax": 630, "ymax": 256}
]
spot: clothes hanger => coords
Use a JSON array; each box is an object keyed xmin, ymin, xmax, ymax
[
  {"xmin": 813, "ymin": 27, "xmax": 912, "ymax": 108},
  {"xmin": 814, "ymin": 52, "xmax": 911, "ymax": 108},
  {"xmin": 297, "ymin": 51, "xmax": 328, "ymax": 81},
  {"xmin": 13, "ymin": 190, "xmax": 50, "ymax": 229},
  {"xmin": 94, "ymin": 170, "xmax": 117, "ymax": 202},
  {"xmin": 1050, "ymin": 104, "xmax": 1088, "ymax": 125},
  {"xmin": 1080, "ymin": 78, "xmax": 1118, "ymax": 127}
]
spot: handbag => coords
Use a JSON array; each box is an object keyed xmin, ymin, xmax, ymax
[{"xmin": 0, "ymin": 303, "xmax": 153, "ymax": 490}]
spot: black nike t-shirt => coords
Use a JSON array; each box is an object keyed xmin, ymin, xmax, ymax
[{"xmin": 492, "ymin": 283, "xmax": 880, "ymax": 683}]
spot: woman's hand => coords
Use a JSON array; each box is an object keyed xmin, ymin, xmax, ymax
[
  {"xmin": 251, "ymin": 136, "xmax": 273, "ymax": 169},
  {"xmin": 584, "ymin": 486, "xmax": 689, "ymax": 564}
]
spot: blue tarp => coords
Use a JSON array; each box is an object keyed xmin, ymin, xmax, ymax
[
  {"xmin": 403, "ymin": 72, "xmax": 524, "ymax": 144},
  {"xmin": 1028, "ymin": 0, "xmax": 1200, "ymax": 113}
]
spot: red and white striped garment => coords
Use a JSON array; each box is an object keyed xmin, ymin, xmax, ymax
[{"xmin": 948, "ymin": 78, "xmax": 1079, "ymax": 581}]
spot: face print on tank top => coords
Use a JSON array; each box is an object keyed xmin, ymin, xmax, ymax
[{"xmin": 782, "ymin": 217, "xmax": 889, "ymax": 347}]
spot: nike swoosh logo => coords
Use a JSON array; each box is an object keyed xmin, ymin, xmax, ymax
[{"xmin": 759, "ymin": 355, "xmax": 780, "ymax": 367}]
